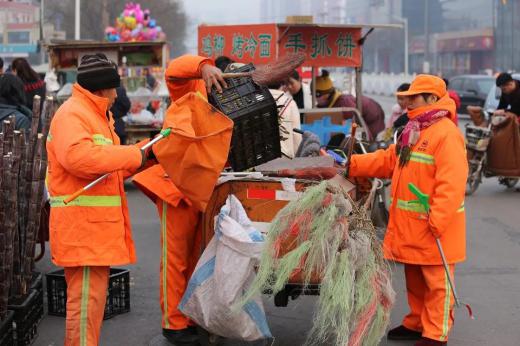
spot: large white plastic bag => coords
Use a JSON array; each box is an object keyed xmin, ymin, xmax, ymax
[{"xmin": 179, "ymin": 195, "xmax": 272, "ymax": 341}]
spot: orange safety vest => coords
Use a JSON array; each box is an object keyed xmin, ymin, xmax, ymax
[
  {"xmin": 350, "ymin": 116, "xmax": 468, "ymax": 265},
  {"xmin": 47, "ymin": 83, "xmax": 142, "ymax": 267}
]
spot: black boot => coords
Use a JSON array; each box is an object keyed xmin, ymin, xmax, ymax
[
  {"xmin": 414, "ymin": 337, "xmax": 447, "ymax": 346},
  {"xmin": 387, "ymin": 325, "xmax": 422, "ymax": 340},
  {"xmin": 162, "ymin": 328, "xmax": 200, "ymax": 345}
]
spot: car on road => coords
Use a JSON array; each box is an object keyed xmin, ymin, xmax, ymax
[{"xmin": 449, "ymin": 75, "xmax": 495, "ymax": 114}]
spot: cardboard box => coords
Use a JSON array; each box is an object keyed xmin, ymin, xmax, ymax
[{"xmin": 285, "ymin": 16, "xmax": 314, "ymax": 24}]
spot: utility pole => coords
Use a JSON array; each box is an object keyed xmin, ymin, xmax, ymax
[
  {"xmin": 40, "ymin": 0, "xmax": 45, "ymax": 64},
  {"xmin": 101, "ymin": 0, "xmax": 109, "ymax": 32},
  {"xmin": 390, "ymin": 15, "xmax": 409, "ymax": 75},
  {"xmin": 423, "ymin": 0, "xmax": 430, "ymax": 73},
  {"xmin": 403, "ymin": 17, "xmax": 409, "ymax": 75},
  {"xmin": 75, "ymin": 0, "xmax": 80, "ymax": 40}
]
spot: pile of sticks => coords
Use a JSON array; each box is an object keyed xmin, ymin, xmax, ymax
[{"xmin": 0, "ymin": 96, "xmax": 54, "ymax": 319}]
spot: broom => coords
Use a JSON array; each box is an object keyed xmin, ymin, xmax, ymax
[
  {"xmin": 63, "ymin": 128, "xmax": 172, "ymax": 204},
  {"xmin": 167, "ymin": 53, "xmax": 306, "ymax": 87}
]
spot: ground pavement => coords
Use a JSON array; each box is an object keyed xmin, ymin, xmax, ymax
[{"xmin": 34, "ymin": 95, "xmax": 520, "ymax": 346}]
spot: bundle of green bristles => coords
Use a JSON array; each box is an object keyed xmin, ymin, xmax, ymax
[{"xmin": 237, "ymin": 181, "xmax": 395, "ymax": 346}]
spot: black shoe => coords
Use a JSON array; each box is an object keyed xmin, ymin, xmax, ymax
[
  {"xmin": 387, "ymin": 325, "xmax": 422, "ymax": 340},
  {"xmin": 162, "ymin": 328, "xmax": 200, "ymax": 345},
  {"xmin": 414, "ymin": 337, "xmax": 447, "ymax": 346},
  {"xmin": 187, "ymin": 326, "xmax": 198, "ymax": 335}
]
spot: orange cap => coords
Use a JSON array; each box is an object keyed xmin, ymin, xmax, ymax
[{"xmin": 396, "ymin": 74, "xmax": 447, "ymax": 98}]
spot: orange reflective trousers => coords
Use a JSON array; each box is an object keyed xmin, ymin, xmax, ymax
[
  {"xmin": 64, "ymin": 266, "xmax": 109, "ymax": 346},
  {"xmin": 403, "ymin": 264, "xmax": 455, "ymax": 342},
  {"xmin": 157, "ymin": 199, "xmax": 201, "ymax": 330}
]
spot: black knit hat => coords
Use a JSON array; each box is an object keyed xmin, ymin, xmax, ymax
[{"xmin": 77, "ymin": 53, "xmax": 120, "ymax": 92}]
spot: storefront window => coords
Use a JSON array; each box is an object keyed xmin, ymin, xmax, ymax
[{"xmin": 7, "ymin": 31, "xmax": 30, "ymax": 44}]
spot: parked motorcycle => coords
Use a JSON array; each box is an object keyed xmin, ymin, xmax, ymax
[{"xmin": 465, "ymin": 111, "xmax": 520, "ymax": 195}]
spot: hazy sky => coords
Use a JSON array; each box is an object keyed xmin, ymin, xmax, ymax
[{"xmin": 182, "ymin": 0, "xmax": 262, "ymax": 53}]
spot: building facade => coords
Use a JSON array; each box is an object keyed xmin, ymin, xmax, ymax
[
  {"xmin": 0, "ymin": 0, "xmax": 40, "ymax": 62},
  {"xmin": 495, "ymin": 0, "xmax": 520, "ymax": 72}
]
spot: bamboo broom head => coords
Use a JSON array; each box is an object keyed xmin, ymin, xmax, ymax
[{"xmin": 251, "ymin": 53, "xmax": 306, "ymax": 86}]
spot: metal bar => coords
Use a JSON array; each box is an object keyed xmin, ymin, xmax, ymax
[
  {"xmin": 311, "ymin": 66, "xmax": 317, "ymax": 107},
  {"xmin": 74, "ymin": 0, "xmax": 80, "ymax": 40},
  {"xmin": 436, "ymin": 239, "xmax": 462, "ymax": 307}
]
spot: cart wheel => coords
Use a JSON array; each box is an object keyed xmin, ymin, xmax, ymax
[
  {"xmin": 466, "ymin": 164, "xmax": 482, "ymax": 196},
  {"xmin": 274, "ymin": 289, "xmax": 289, "ymax": 307},
  {"xmin": 466, "ymin": 174, "xmax": 481, "ymax": 195},
  {"xmin": 499, "ymin": 178, "xmax": 519, "ymax": 189},
  {"xmin": 208, "ymin": 334, "xmax": 221, "ymax": 345},
  {"xmin": 197, "ymin": 327, "xmax": 223, "ymax": 346}
]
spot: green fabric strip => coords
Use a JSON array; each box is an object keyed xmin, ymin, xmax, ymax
[
  {"xmin": 409, "ymin": 152, "xmax": 435, "ymax": 165},
  {"xmin": 396, "ymin": 199, "xmax": 428, "ymax": 214},
  {"xmin": 396, "ymin": 199, "xmax": 464, "ymax": 214},
  {"xmin": 92, "ymin": 134, "xmax": 113, "ymax": 146},
  {"xmin": 162, "ymin": 201, "xmax": 169, "ymax": 329},
  {"xmin": 50, "ymin": 195, "xmax": 122, "ymax": 208},
  {"xmin": 80, "ymin": 267, "xmax": 91, "ymax": 346},
  {"xmin": 441, "ymin": 270, "xmax": 451, "ymax": 341}
]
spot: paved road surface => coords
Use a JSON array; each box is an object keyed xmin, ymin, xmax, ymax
[{"xmin": 34, "ymin": 94, "xmax": 520, "ymax": 345}]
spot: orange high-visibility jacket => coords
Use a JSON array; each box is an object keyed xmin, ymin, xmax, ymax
[
  {"xmin": 134, "ymin": 55, "xmax": 213, "ymax": 199},
  {"xmin": 165, "ymin": 54, "xmax": 212, "ymax": 102},
  {"xmin": 47, "ymin": 83, "xmax": 143, "ymax": 267},
  {"xmin": 350, "ymin": 117, "xmax": 468, "ymax": 265}
]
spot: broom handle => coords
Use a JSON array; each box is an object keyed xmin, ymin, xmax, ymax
[
  {"xmin": 63, "ymin": 128, "xmax": 171, "ymax": 204},
  {"xmin": 221, "ymin": 72, "xmax": 253, "ymax": 78},
  {"xmin": 167, "ymin": 72, "xmax": 253, "ymax": 82},
  {"xmin": 436, "ymin": 238, "xmax": 461, "ymax": 308},
  {"xmin": 344, "ymin": 123, "xmax": 358, "ymax": 177}
]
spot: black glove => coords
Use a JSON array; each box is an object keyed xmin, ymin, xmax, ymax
[{"xmin": 147, "ymin": 147, "xmax": 156, "ymax": 161}]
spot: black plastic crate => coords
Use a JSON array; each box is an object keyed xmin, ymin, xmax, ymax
[
  {"xmin": 46, "ymin": 268, "xmax": 130, "ymax": 320},
  {"xmin": 30, "ymin": 272, "xmax": 44, "ymax": 324},
  {"xmin": 8, "ymin": 291, "xmax": 39, "ymax": 346},
  {"xmin": 30, "ymin": 272, "xmax": 43, "ymax": 292},
  {"xmin": 209, "ymin": 63, "xmax": 281, "ymax": 171},
  {"xmin": 0, "ymin": 311, "xmax": 15, "ymax": 346}
]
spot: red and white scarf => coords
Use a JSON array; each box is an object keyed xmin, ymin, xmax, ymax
[{"xmin": 398, "ymin": 109, "xmax": 448, "ymax": 166}]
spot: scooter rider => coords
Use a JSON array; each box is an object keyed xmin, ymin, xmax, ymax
[{"xmin": 495, "ymin": 72, "xmax": 520, "ymax": 122}]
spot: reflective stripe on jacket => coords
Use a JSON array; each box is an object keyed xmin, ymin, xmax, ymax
[
  {"xmin": 350, "ymin": 117, "xmax": 468, "ymax": 265},
  {"xmin": 47, "ymin": 83, "xmax": 142, "ymax": 267}
]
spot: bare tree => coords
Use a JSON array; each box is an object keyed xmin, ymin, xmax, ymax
[{"xmin": 45, "ymin": 0, "xmax": 187, "ymax": 56}]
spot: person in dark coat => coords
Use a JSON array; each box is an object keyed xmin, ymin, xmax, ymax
[
  {"xmin": 110, "ymin": 86, "xmax": 131, "ymax": 143},
  {"xmin": 313, "ymin": 70, "xmax": 385, "ymax": 139},
  {"xmin": 0, "ymin": 74, "xmax": 32, "ymax": 130},
  {"xmin": 11, "ymin": 57, "xmax": 46, "ymax": 110}
]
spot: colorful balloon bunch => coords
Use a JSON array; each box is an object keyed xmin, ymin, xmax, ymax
[{"xmin": 105, "ymin": 2, "xmax": 166, "ymax": 42}]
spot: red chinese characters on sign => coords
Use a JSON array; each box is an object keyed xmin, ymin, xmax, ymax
[
  {"xmin": 198, "ymin": 24, "xmax": 362, "ymax": 67},
  {"xmin": 278, "ymin": 26, "xmax": 361, "ymax": 67},
  {"xmin": 198, "ymin": 24, "xmax": 277, "ymax": 65}
]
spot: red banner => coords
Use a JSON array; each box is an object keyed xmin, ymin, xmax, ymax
[
  {"xmin": 277, "ymin": 26, "xmax": 361, "ymax": 67},
  {"xmin": 198, "ymin": 24, "xmax": 362, "ymax": 67},
  {"xmin": 198, "ymin": 24, "xmax": 277, "ymax": 65}
]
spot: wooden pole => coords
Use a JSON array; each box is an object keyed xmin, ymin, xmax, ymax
[
  {"xmin": 11, "ymin": 131, "xmax": 23, "ymax": 297},
  {"xmin": 24, "ymin": 135, "xmax": 46, "ymax": 288},
  {"xmin": 0, "ymin": 155, "xmax": 14, "ymax": 316}
]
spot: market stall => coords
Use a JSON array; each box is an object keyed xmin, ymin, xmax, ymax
[
  {"xmin": 46, "ymin": 40, "xmax": 169, "ymax": 143},
  {"xmin": 198, "ymin": 22, "xmax": 401, "ymax": 140}
]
